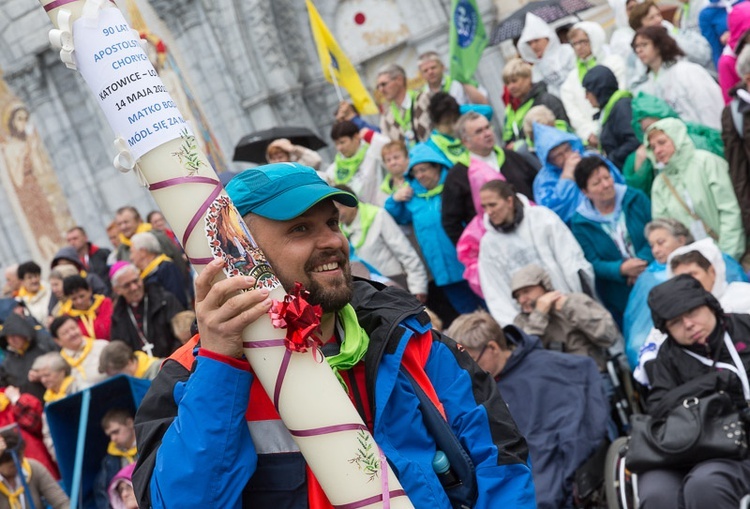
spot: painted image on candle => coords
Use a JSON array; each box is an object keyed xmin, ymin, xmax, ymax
[
  {"xmin": 73, "ymin": 7, "xmax": 190, "ymax": 159},
  {"xmin": 205, "ymin": 195, "xmax": 280, "ymax": 290}
]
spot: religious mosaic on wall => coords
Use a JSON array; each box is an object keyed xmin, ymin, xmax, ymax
[{"xmin": 0, "ymin": 78, "xmax": 74, "ymax": 264}]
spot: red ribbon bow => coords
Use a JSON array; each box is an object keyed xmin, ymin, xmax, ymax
[{"xmin": 268, "ymin": 282, "xmax": 323, "ymax": 353}]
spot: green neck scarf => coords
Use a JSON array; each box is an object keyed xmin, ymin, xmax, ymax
[
  {"xmin": 503, "ymin": 99, "xmax": 534, "ymax": 142},
  {"xmin": 390, "ymin": 90, "xmax": 417, "ymax": 133},
  {"xmin": 429, "ymin": 130, "xmax": 467, "ymax": 164},
  {"xmin": 458, "ymin": 145, "xmax": 507, "ymax": 168},
  {"xmin": 442, "ymin": 74, "xmax": 453, "ymax": 93},
  {"xmin": 341, "ymin": 203, "xmax": 379, "ymax": 250},
  {"xmin": 380, "ymin": 174, "xmax": 407, "ymax": 195},
  {"xmin": 601, "ymin": 90, "xmax": 632, "ymax": 125},
  {"xmin": 334, "ymin": 142, "xmax": 369, "ymax": 184},
  {"xmin": 416, "ymin": 183, "xmax": 444, "ymax": 199},
  {"xmin": 492, "ymin": 145, "xmax": 507, "ymax": 168},
  {"xmin": 577, "ymin": 56, "xmax": 597, "ymax": 82},
  {"xmin": 327, "ymin": 304, "xmax": 370, "ymax": 391}
]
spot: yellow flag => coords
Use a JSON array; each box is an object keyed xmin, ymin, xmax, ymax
[{"xmin": 306, "ymin": 0, "xmax": 378, "ymax": 115}]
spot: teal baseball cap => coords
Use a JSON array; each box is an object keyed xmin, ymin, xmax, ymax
[{"xmin": 225, "ymin": 163, "xmax": 358, "ymax": 220}]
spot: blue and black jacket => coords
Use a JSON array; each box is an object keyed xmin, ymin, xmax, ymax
[{"xmin": 132, "ymin": 279, "xmax": 535, "ymax": 508}]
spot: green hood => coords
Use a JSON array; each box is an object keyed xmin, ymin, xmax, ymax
[
  {"xmin": 630, "ymin": 92, "xmax": 679, "ymax": 140},
  {"xmin": 631, "ymin": 91, "xmax": 725, "ymax": 157},
  {"xmin": 645, "ymin": 118, "xmax": 695, "ymax": 175}
]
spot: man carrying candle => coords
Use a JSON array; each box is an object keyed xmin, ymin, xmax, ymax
[{"xmin": 133, "ymin": 163, "xmax": 535, "ymax": 508}]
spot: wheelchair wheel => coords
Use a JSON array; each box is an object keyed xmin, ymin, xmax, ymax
[{"xmin": 604, "ymin": 436, "xmax": 638, "ymax": 509}]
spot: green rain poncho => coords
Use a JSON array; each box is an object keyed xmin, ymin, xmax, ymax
[
  {"xmin": 622, "ymin": 92, "xmax": 724, "ymax": 195},
  {"xmin": 647, "ymin": 118, "xmax": 745, "ymax": 259}
]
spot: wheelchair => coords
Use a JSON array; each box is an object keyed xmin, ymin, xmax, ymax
[
  {"xmin": 571, "ymin": 351, "xmax": 644, "ymax": 508},
  {"xmin": 603, "ymin": 436, "xmax": 639, "ymax": 509}
]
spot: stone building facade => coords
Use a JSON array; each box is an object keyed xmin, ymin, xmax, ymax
[{"xmin": 0, "ymin": 0, "xmax": 608, "ymax": 267}]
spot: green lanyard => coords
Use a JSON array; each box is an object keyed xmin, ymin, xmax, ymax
[
  {"xmin": 341, "ymin": 202, "xmax": 379, "ymax": 250},
  {"xmin": 334, "ymin": 143, "xmax": 369, "ymax": 184},
  {"xmin": 503, "ymin": 99, "xmax": 534, "ymax": 142},
  {"xmin": 600, "ymin": 90, "xmax": 632, "ymax": 125},
  {"xmin": 577, "ymin": 57, "xmax": 597, "ymax": 82},
  {"xmin": 429, "ymin": 131, "xmax": 467, "ymax": 164}
]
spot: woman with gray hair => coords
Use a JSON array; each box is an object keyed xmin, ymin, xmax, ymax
[
  {"xmin": 622, "ymin": 217, "xmax": 748, "ymax": 369},
  {"xmin": 129, "ymin": 232, "xmax": 190, "ymax": 308},
  {"xmin": 721, "ymin": 44, "xmax": 750, "ymax": 241},
  {"xmin": 32, "ymin": 352, "xmax": 77, "ymax": 403}
]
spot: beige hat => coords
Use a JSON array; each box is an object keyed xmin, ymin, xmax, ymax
[
  {"xmin": 265, "ymin": 138, "xmax": 291, "ymax": 158},
  {"xmin": 510, "ymin": 264, "xmax": 554, "ymax": 297}
]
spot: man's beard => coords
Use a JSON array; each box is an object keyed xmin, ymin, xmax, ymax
[
  {"xmin": 273, "ymin": 250, "xmax": 354, "ymax": 313},
  {"xmin": 305, "ymin": 263, "xmax": 354, "ymax": 313}
]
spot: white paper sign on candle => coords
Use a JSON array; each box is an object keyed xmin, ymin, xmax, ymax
[{"xmin": 73, "ymin": 7, "xmax": 189, "ymax": 159}]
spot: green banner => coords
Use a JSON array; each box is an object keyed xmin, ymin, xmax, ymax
[{"xmin": 449, "ymin": 0, "xmax": 488, "ymax": 84}]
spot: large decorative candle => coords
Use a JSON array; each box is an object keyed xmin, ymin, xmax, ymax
[{"xmin": 37, "ymin": 2, "xmax": 412, "ymax": 507}]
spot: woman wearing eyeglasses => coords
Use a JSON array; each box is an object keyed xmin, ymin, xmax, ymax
[
  {"xmin": 631, "ymin": 25, "xmax": 724, "ymax": 130},
  {"xmin": 560, "ymin": 21, "xmax": 626, "ymax": 147}
]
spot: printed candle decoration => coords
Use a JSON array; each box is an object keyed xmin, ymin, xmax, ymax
[{"xmin": 36, "ymin": 2, "xmax": 413, "ymax": 507}]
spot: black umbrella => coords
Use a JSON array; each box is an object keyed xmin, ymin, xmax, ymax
[
  {"xmin": 233, "ymin": 126, "xmax": 327, "ymax": 164},
  {"xmin": 490, "ymin": 0, "xmax": 594, "ymax": 45}
]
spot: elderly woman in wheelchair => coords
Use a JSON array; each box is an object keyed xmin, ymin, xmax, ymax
[{"xmin": 625, "ymin": 274, "xmax": 750, "ymax": 509}]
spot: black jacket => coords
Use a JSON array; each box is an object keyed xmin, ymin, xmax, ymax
[
  {"xmin": 110, "ymin": 283, "xmax": 184, "ymax": 358},
  {"xmin": 87, "ymin": 243, "xmax": 112, "ymax": 293},
  {"xmin": 50, "ymin": 246, "xmax": 109, "ymax": 296},
  {"xmin": 581, "ymin": 66, "xmax": 640, "ymax": 169},
  {"xmin": 721, "ymin": 86, "xmax": 750, "ymax": 237},
  {"xmin": 647, "ymin": 313, "xmax": 750, "ymax": 417},
  {"xmin": 525, "ymin": 82, "xmax": 570, "ymax": 126},
  {"xmin": 441, "ymin": 151, "xmax": 537, "ymax": 244},
  {"xmin": 0, "ymin": 314, "xmax": 53, "ymax": 400}
]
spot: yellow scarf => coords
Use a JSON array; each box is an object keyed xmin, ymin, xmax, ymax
[
  {"xmin": 59, "ymin": 294, "xmax": 106, "ymax": 338},
  {"xmin": 16, "ymin": 285, "xmax": 43, "ymax": 300},
  {"xmin": 43, "ymin": 376, "xmax": 75, "ymax": 403},
  {"xmin": 107, "ymin": 441, "xmax": 137, "ymax": 464},
  {"xmin": 0, "ymin": 394, "xmax": 9, "ymax": 412},
  {"xmin": 118, "ymin": 222, "xmax": 152, "ymax": 247},
  {"xmin": 61, "ymin": 338, "xmax": 94, "ymax": 379},
  {"xmin": 0, "ymin": 459, "xmax": 31, "ymax": 509},
  {"xmin": 133, "ymin": 351, "xmax": 159, "ymax": 378},
  {"xmin": 140, "ymin": 254, "xmax": 172, "ymax": 279}
]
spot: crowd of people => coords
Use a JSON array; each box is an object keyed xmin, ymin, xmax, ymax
[{"xmin": 2, "ymin": 0, "xmax": 750, "ymax": 507}]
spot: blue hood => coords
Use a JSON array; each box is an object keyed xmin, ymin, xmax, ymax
[
  {"xmin": 533, "ymin": 123, "xmax": 585, "ymax": 171},
  {"xmin": 407, "ymin": 143, "xmax": 452, "ymax": 177},
  {"xmin": 576, "ymin": 183, "xmax": 628, "ymax": 223}
]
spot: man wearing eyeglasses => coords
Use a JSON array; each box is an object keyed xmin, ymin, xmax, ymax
[
  {"xmin": 109, "ymin": 262, "xmax": 184, "ymax": 358},
  {"xmin": 376, "ymin": 64, "xmax": 432, "ymax": 147}
]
